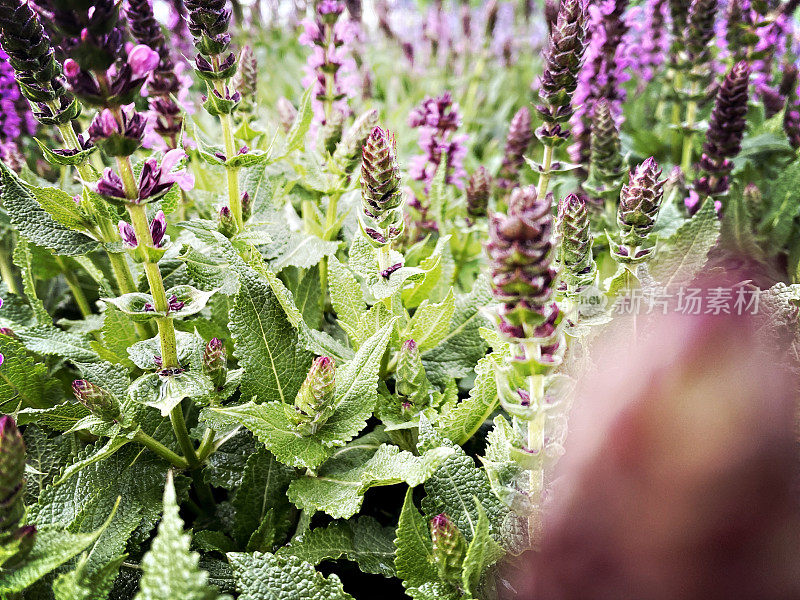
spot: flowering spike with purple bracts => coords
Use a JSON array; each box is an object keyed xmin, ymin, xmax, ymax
[
  {"xmin": 557, "ymin": 193, "xmax": 595, "ymax": 290},
  {"xmin": 498, "ymin": 106, "xmax": 533, "ymax": 190},
  {"xmin": 466, "ymin": 167, "xmax": 491, "ymax": 219},
  {"xmin": 616, "ymin": 157, "xmax": 665, "ymax": 258},
  {"xmin": 430, "ymin": 514, "xmax": 467, "ymax": 584},
  {"xmin": 683, "ymin": 0, "xmax": 718, "ymax": 65},
  {"xmin": 276, "ymin": 97, "xmax": 297, "ymax": 133},
  {"xmin": 291, "ymin": 356, "xmax": 336, "ymax": 435},
  {"xmin": 487, "ymin": 185, "xmax": 560, "ymax": 346},
  {"xmin": 185, "ymin": 0, "xmax": 232, "ymax": 57},
  {"xmin": 72, "ymin": 380, "xmax": 121, "ymax": 422},
  {"xmin": 536, "ymin": 0, "xmax": 588, "ymax": 145},
  {"xmin": 233, "ymin": 44, "xmax": 257, "ymax": 114},
  {"xmin": 88, "ymin": 107, "xmax": 146, "ymax": 157},
  {"xmin": 584, "ymin": 98, "xmax": 624, "ymax": 205},
  {"xmin": 359, "ymin": 126, "xmax": 404, "ymax": 248},
  {"xmin": 202, "ymin": 337, "xmax": 227, "ymax": 389},
  {"xmin": 690, "ymin": 61, "xmax": 750, "ymax": 213}
]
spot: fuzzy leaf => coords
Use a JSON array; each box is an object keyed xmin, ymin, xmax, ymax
[
  {"xmin": 460, "ymin": 500, "xmax": 504, "ymax": 596},
  {"xmin": 650, "ymin": 198, "xmax": 720, "ymax": 287},
  {"xmin": 135, "ymin": 472, "xmax": 222, "ymax": 600},
  {"xmin": 407, "ymin": 288, "xmax": 455, "ymax": 352},
  {"xmin": 0, "ymin": 334, "xmax": 61, "ymax": 411},
  {"xmin": 395, "ymin": 488, "xmax": 438, "ymax": 590},
  {"xmin": 129, "ymin": 371, "xmax": 215, "ymax": 416},
  {"xmin": 327, "ymin": 255, "xmax": 366, "ymax": 344},
  {"xmin": 260, "ymin": 220, "xmax": 340, "ymax": 271},
  {"xmin": 286, "ymin": 444, "xmax": 454, "ymax": 519},
  {"xmin": 230, "ymin": 266, "xmax": 312, "ymax": 404},
  {"xmin": 0, "ymin": 161, "xmax": 99, "ymax": 255},
  {"xmin": 227, "ymin": 551, "xmax": 354, "ymax": 600},
  {"xmin": 278, "ymin": 516, "xmax": 396, "ymax": 577},
  {"xmin": 16, "ymin": 325, "xmax": 99, "ymax": 363},
  {"xmin": 284, "ymin": 86, "xmax": 314, "ymax": 155}
]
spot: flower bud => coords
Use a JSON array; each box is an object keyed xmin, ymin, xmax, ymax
[
  {"xmin": 276, "ymin": 97, "xmax": 297, "ymax": 133},
  {"xmin": 241, "ymin": 192, "xmax": 252, "ymax": 222},
  {"xmin": 585, "ymin": 99, "xmax": 623, "ymax": 200},
  {"xmin": 87, "ymin": 107, "xmax": 146, "ymax": 157},
  {"xmin": 291, "ymin": 357, "xmax": 336, "ymax": 435},
  {"xmin": 233, "ymin": 45, "xmax": 257, "ymax": 113},
  {"xmin": 333, "ymin": 108, "xmax": 379, "ymax": 176},
  {"xmin": 396, "ymin": 339, "xmax": 429, "ymax": 407},
  {"xmin": 321, "ymin": 108, "xmax": 346, "ymax": 155},
  {"xmin": 359, "ymin": 126, "xmax": 405, "ymax": 247},
  {"xmin": 0, "ymin": 416, "xmax": 25, "ymax": 511},
  {"xmin": 203, "ymin": 337, "xmax": 227, "ymax": 389},
  {"xmin": 557, "ymin": 193, "xmax": 595, "ymax": 288},
  {"xmin": 149, "ymin": 210, "xmax": 167, "ymax": 248},
  {"xmin": 72, "ymin": 380, "xmax": 120, "ymax": 422},
  {"xmin": 119, "ymin": 220, "xmax": 138, "ymax": 248},
  {"xmin": 498, "ymin": 106, "xmax": 533, "ymax": 189},
  {"xmin": 617, "ymin": 157, "xmax": 664, "ymax": 255},
  {"xmin": 218, "ymin": 206, "xmax": 236, "ymax": 238},
  {"xmin": 466, "ymin": 166, "xmax": 491, "ymax": 219},
  {"xmin": 430, "ymin": 513, "xmax": 467, "ymax": 584},
  {"xmin": 128, "ymin": 44, "xmax": 160, "ymax": 78}
]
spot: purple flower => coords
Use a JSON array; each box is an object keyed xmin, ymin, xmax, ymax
[
  {"xmin": 95, "ymin": 149, "xmax": 194, "ymax": 203},
  {"xmin": 407, "ymin": 92, "xmax": 468, "ymax": 191},
  {"xmin": 149, "ymin": 210, "xmax": 167, "ymax": 248},
  {"xmin": 127, "ymin": 44, "xmax": 160, "ymax": 78},
  {"xmin": 118, "ymin": 220, "xmax": 138, "ymax": 248},
  {"xmin": 0, "ymin": 50, "xmax": 34, "ymax": 145}
]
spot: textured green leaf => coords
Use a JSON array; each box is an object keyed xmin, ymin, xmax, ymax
[
  {"xmin": 407, "ymin": 288, "xmax": 455, "ymax": 352},
  {"xmin": 231, "ymin": 447, "xmax": 297, "ymax": 547},
  {"xmin": 418, "ymin": 419, "xmax": 508, "ymax": 542},
  {"xmin": 460, "ymin": 500, "xmax": 504, "ymax": 596},
  {"xmin": 93, "ymin": 307, "xmax": 139, "ymax": 368},
  {"xmin": 28, "ymin": 185, "xmax": 92, "ymax": 232},
  {"xmin": 284, "ymin": 86, "xmax": 314, "ymax": 155},
  {"xmin": 129, "ymin": 371, "xmax": 215, "ymax": 416},
  {"xmin": 17, "ymin": 402, "xmax": 90, "ymax": 431},
  {"xmin": 421, "ymin": 275, "xmax": 491, "ymax": 386},
  {"xmin": 12, "ymin": 238, "xmax": 50, "ymax": 324},
  {"xmin": 227, "ymin": 551, "xmax": 354, "ymax": 600},
  {"xmin": 0, "ymin": 334, "xmax": 61, "ymax": 410},
  {"xmin": 230, "ymin": 266, "xmax": 312, "ymax": 404},
  {"xmin": 135, "ymin": 472, "xmax": 222, "ymax": 600},
  {"xmin": 16, "ymin": 325, "xmax": 99, "ymax": 362},
  {"xmin": 402, "ymin": 236, "xmax": 453, "ymax": 308},
  {"xmin": 0, "ymin": 161, "xmax": 99, "ymax": 255},
  {"xmin": 286, "ymin": 443, "xmax": 454, "ymax": 519},
  {"xmin": 328, "ymin": 255, "xmax": 366, "ymax": 344},
  {"xmin": 203, "ymin": 430, "xmax": 256, "ymax": 489},
  {"xmin": 23, "ymin": 425, "xmax": 74, "ymax": 504},
  {"xmin": 650, "ymin": 198, "xmax": 721, "ymax": 286},
  {"xmin": 436, "ymin": 353, "xmax": 500, "ymax": 445},
  {"xmin": 260, "ymin": 221, "xmax": 339, "ymax": 271},
  {"xmin": 52, "ymin": 553, "xmax": 126, "ymax": 600},
  {"xmin": 395, "ymin": 488, "xmax": 438, "ymax": 590},
  {"xmin": 278, "ymin": 516, "xmax": 396, "ymax": 577}
]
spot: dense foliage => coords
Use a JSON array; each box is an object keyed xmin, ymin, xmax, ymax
[{"xmin": 0, "ymin": 0, "xmax": 798, "ymax": 598}]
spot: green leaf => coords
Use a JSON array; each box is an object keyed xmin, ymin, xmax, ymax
[
  {"xmin": 418, "ymin": 419, "xmax": 508, "ymax": 542},
  {"xmin": 394, "ymin": 488, "xmax": 438, "ymax": 590},
  {"xmin": 421, "ymin": 275, "xmax": 491, "ymax": 386},
  {"xmin": 17, "ymin": 402, "xmax": 90, "ymax": 431},
  {"xmin": 260, "ymin": 220, "xmax": 339, "ymax": 271},
  {"xmin": 129, "ymin": 371, "xmax": 215, "ymax": 416},
  {"xmin": 93, "ymin": 307, "xmax": 138, "ymax": 368},
  {"xmin": 328, "ymin": 255, "xmax": 367, "ymax": 344},
  {"xmin": 29, "ymin": 185, "xmax": 92, "ymax": 232},
  {"xmin": 0, "ymin": 161, "xmax": 99, "ymax": 255},
  {"xmin": 16, "ymin": 325, "xmax": 99, "ymax": 363},
  {"xmin": 23, "ymin": 425, "xmax": 74, "ymax": 504},
  {"xmin": 231, "ymin": 447, "xmax": 297, "ymax": 547},
  {"xmin": 407, "ymin": 288, "xmax": 455, "ymax": 352},
  {"xmin": 436, "ymin": 352, "xmax": 500, "ymax": 446},
  {"xmin": 12, "ymin": 238, "xmax": 50, "ymax": 324},
  {"xmin": 102, "ymin": 286, "xmax": 216, "ymax": 322},
  {"xmin": 0, "ymin": 516, "xmax": 116, "ymax": 594},
  {"xmin": 0, "ymin": 334, "xmax": 61, "ymax": 410},
  {"xmin": 230, "ymin": 266, "xmax": 312, "ymax": 404},
  {"xmin": 286, "ymin": 443, "xmax": 454, "ymax": 519},
  {"xmin": 402, "ymin": 236, "xmax": 453, "ymax": 308},
  {"xmin": 203, "ymin": 430, "xmax": 255, "ymax": 490},
  {"xmin": 52, "ymin": 553, "xmax": 126, "ymax": 600},
  {"xmin": 460, "ymin": 500, "xmax": 504, "ymax": 596},
  {"xmin": 227, "ymin": 551, "xmax": 354, "ymax": 600},
  {"xmin": 278, "ymin": 516, "xmax": 396, "ymax": 577},
  {"xmin": 650, "ymin": 198, "xmax": 721, "ymax": 287},
  {"xmin": 135, "ymin": 472, "xmax": 223, "ymax": 600},
  {"xmin": 284, "ymin": 86, "xmax": 314, "ymax": 156}
]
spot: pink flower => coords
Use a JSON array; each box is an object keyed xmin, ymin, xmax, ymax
[{"xmin": 128, "ymin": 44, "xmax": 160, "ymax": 79}]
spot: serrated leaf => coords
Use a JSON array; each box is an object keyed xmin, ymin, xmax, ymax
[
  {"xmin": 203, "ymin": 430, "xmax": 255, "ymax": 489},
  {"xmin": 278, "ymin": 516, "xmax": 396, "ymax": 577},
  {"xmin": 436, "ymin": 352, "xmax": 502, "ymax": 446},
  {"xmin": 23, "ymin": 426, "xmax": 74, "ymax": 504},
  {"xmin": 394, "ymin": 488, "xmax": 438, "ymax": 590},
  {"xmin": 12, "ymin": 238, "xmax": 50, "ymax": 324},
  {"xmin": 284, "ymin": 86, "xmax": 314, "ymax": 155},
  {"xmin": 227, "ymin": 551, "xmax": 354, "ymax": 600},
  {"xmin": 407, "ymin": 288, "xmax": 455, "ymax": 352},
  {"xmin": 0, "ymin": 334, "xmax": 61, "ymax": 410},
  {"xmin": 421, "ymin": 275, "xmax": 491, "ymax": 386},
  {"xmin": 260, "ymin": 220, "xmax": 340, "ymax": 271},
  {"xmin": 17, "ymin": 402, "xmax": 90, "ymax": 431},
  {"xmin": 135, "ymin": 472, "xmax": 222, "ymax": 600},
  {"xmin": 402, "ymin": 236, "xmax": 453, "ymax": 308},
  {"xmin": 286, "ymin": 444, "xmax": 454, "ymax": 519},
  {"xmin": 52, "ymin": 553, "xmax": 126, "ymax": 600},
  {"xmin": 650, "ymin": 198, "xmax": 721, "ymax": 287},
  {"xmin": 231, "ymin": 447, "xmax": 296, "ymax": 547},
  {"xmin": 461, "ymin": 500, "xmax": 504, "ymax": 596},
  {"xmin": 29, "ymin": 185, "xmax": 92, "ymax": 231},
  {"xmin": 16, "ymin": 325, "xmax": 99, "ymax": 363},
  {"xmin": 230, "ymin": 266, "xmax": 312, "ymax": 403},
  {"xmin": 418, "ymin": 418, "xmax": 507, "ymax": 541},
  {"xmin": 328, "ymin": 255, "xmax": 366, "ymax": 344},
  {"xmin": 0, "ymin": 161, "xmax": 99, "ymax": 255}
]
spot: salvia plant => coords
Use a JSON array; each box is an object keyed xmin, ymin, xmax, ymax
[{"xmin": 0, "ymin": 0, "xmax": 797, "ymax": 598}]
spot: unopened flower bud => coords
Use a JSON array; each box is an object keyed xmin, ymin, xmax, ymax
[
  {"xmin": 557, "ymin": 193, "xmax": 594, "ymax": 288},
  {"xmin": 72, "ymin": 380, "xmax": 120, "ymax": 422},
  {"xmin": 241, "ymin": 192, "xmax": 252, "ymax": 222},
  {"xmin": 87, "ymin": 107, "xmax": 146, "ymax": 157},
  {"xmin": 466, "ymin": 166, "xmax": 491, "ymax": 219},
  {"xmin": 360, "ymin": 126, "xmax": 404, "ymax": 247},
  {"xmin": 0, "ymin": 416, "xmax": 25, "ymax": 510},
  {"xmin": 203, "ymin": 337, "xmax": 227, "ymax": 389},
  {"xmin": 396, "ymin": 339, "xmax": 429, "ymax": 406},
  {"xmin": 333, "ymin": 108, "xmax": 379, "ymax": 175},
  {"xmin": 430, "ymin": 513, "xmax": 467, "ymax": 584},
  {"xmin": 149, "ymin": 210, "xmax": 167, "ymax": 248},
  {"xmin": 276, "ymin": 97, "xmax": 297, "ymax": 133},
  {"xmin": 291, "ymin": 356, "xmax": 336, "ymax": 435},
  {"xmin": 617, "ymin": 157, "xmax": 665, "ymax": 258},
  {"xmin": 119, "ymin": 221, "xmax": 138, "ymax": 248},
  {"xmin": 218, "ymin": 206, "xmax": 236, "ymax": 238}
]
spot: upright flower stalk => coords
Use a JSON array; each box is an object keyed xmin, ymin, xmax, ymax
[
  {"xmin": 688, "ymin": 61, "xmax": 750, "ymax": 214},
  {"xmin": 486, "ymin": 185, "xmax": 565, "ymax": 542},
  {"xmin": 612, "ymin": 157, "xmax": 665, "ymax": 262},
  {"xmin": 497, "ymin": 106, "xmax": 533, "ymax": 190},
  {"xmin": 186, "ymin": 0, "xmax": 245, "ymax": 232},
  {"xmin": 535, "ymin": 0, "xmax": 588, "ymax": 199}
]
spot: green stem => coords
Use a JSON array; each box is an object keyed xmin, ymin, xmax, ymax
[
  {"xmin": 170, "ymin": 399, "xmax": 200, "ymax": 469},
  {"xmin": 318, "ymin": 192, "xmax": 342, "ymax": 299},
  {"xmin": 196, "ymin": 428, "xmax": 217, "ymax": 462},
  {"xmin": 680, "ymin": 81, "xmax": 700, "ymax": 174},
  {"xmin": 191, "ymin": 469, "xmax": 216, "ymax": 512},
  {"xmin": 0, "ymin": 247, "xmax": 19, "ymax": 295},
  {"xmin": 536, "ymin": 144, "xmax": 555, "ymax": 200},
  {"xmin": 56, "ymin": 257, "xmax": 92, "ymax": 317},
  {"xmin": 213, "ymin": 77, "xmax": 243, "ymax": 232},
  {"xmin": 133, "ymin": 430, "xmax": 189, "ymax": 469}
]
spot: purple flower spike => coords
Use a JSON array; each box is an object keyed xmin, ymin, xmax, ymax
[
  {"xmin": 96, "ymin": 169, "xmax": 127, "ymax": 200},
  {"xmin": 118, "ymin": 221, "xmax": 138, "ymax": 248}
]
